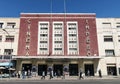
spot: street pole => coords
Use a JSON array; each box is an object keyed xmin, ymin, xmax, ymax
[{"xmin": 2, "ymin": 29, "xmax": 12, "ymax": 79}]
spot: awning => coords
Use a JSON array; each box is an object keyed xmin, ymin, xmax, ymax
[
  {"xmin": 13, "ymin": 56, "xmax": 101, "ymax": 59},
  {"xmin": 0, "ymin": 62, "xmax": 13, "ymax": 67}
]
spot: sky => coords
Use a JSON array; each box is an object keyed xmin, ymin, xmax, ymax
[{"xmin": 0, "ymin": 0, "xmax": 120, "ymax": 17}]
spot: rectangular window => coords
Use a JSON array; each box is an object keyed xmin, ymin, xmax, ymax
[
  {"xmin": 40, "ymin": 48, "xmax": 47, "ymax": 50},
  {"xmin": 118, "ymin": 35, "xmax": 120, "ymax": 42},
  {"xmin": 116, "ymin": 22, "xmax": 120, "ymax": 28},
  {"xmin": 69, "ymin": 34, "xmax": 76, "ymax": 37},
  {"xmin": 104, "ymin": 36, "xmax": 113, "ymax": 42},
  {"xmin": 7, "ymin": 22, "xmax": 16, "ymax": 28},
  {"xmin": 40, "ymin": 34, "xmax": 48, "ymax": 37},
  {"xmin": 54, "ymin": 41, "xmax": 62, "ymax": 43},
  {"xmin": 105, "ymin": 50, "xmax": 115, "ymax": 56},
  {"xmin": 4, "ymin": 49, "xmax": 13, "ymax": 55},
  {"xmin": 5, "ymin": 36, "xmax": 14, "ymax": 42},
  {"xmin": 0, "ymin": 36, "xmax": 2, "ymax": 42},
  {"xmin": 102, "ymin": 22, "xmax": 111, "ymax": 28},
  {"xmin": 69, "ymin": 41, "xmax": 77, "ymax": 43},
  {"xmin": 0, "ymin": 23, "xmax": 4, "ymax": 28},
  {"xmin": 40, "ymin": 41, "xmax": 47, "ymax": 43},
  {"xmin": 54, "ymin": 34, "xmax": 62, "ymax": 37},
  {"xmin": 54, "ymin": 48, "xmax": 62, "ymax": 50}
]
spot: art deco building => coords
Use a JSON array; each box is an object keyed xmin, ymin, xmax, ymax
[{"xmin": 15, "ymin": 13, "xmax": 99, "ymax": 76}]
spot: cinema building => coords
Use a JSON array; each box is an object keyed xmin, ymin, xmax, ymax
[{"xmin": 14, "ymin": 13, "xmax": 100, "ymax": 76}]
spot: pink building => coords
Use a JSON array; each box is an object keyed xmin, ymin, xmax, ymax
[{"xmin": 16, "ymin": 13, "xmax": 99, "ymax": 76}]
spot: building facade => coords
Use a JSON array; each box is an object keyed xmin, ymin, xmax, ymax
[
  {"xmin": 0, "ymin": 14, "xmax": 120, "ymax": 77},
  {"xmin": 0, "ymin": 18, "xmax": 19, "ymax": 73},
  {"xmin": 16, "ymin": 13, "xmax": 99, "ymax": 76},
  {"xmin": 96, "ymin": 18, "xmax": 120, "ymax": 76}
]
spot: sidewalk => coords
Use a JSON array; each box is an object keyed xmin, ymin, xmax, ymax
[{"xmin": 0, "ymin": 76, "xmax": 120, "ymax": 81}]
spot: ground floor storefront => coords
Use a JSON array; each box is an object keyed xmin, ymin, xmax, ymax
[
  {"xmin": 13, "ymin": 56, "xmax": 120, "ymax": 77},
  {"xmin": 14, "ymin": 56, "xmax": 101, "ymax": 77}
]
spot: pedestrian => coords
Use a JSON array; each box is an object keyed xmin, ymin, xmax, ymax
[
  {"xmin": 49, "ymin": 71, "xmax": 52, "ymax": 79},
  {"xmin": 98, "ymin": 69, "xmax": 102, "ymax": 78},
  {"xmin": 41, "ymin": 71, "xmax": 45, "ymax": 79},
  {"xmin": 62, "ymin": 71, "xmax": 65, "ymax": 79},
  {"xmin": 87, "ymin": 70, "xmax": 90, "ymax": 76},
  {"xmin": 79, "ymin": 70, "xmax": 84, "ymax": 79}
]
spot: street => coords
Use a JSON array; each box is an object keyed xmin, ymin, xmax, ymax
[{"xmin": 0, "ymin": 79, "xmax": 120, "ymax": 84}]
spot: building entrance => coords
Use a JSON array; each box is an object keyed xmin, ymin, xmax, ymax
[
  {"xmin": 69, "ymin": 64, "xmax": 78, "ymax": 76},
  {"xmin": 38, "ymin": 64, "xmax": 47, "ymax": 76},
  {"xmin": 53, "ymin": 64, "xmax": 63, "ymax": 76},
  {"xmin": 107, "ymin": 66, "xmax": 117, "ymax": 76},
  {"xmin": 84, "ymin": 64, "xmax": 94, "ymax": 76},
  {"xmin": 22, "ymin": 64, "xmax": 32, "ymax": 72}
]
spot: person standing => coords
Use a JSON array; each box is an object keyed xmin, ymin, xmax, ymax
[
  {"xmin": 79, "ymin": 70, "xmax": 84, "ymax": 79},
  {"xmin": 41, "ymin": 71, "xmax": 45, "ymax": 79},
  {"xmin": 98, "ymin": 69, "xmax": 102, "ymax": 78}
]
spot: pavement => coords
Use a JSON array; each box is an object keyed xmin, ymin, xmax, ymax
[{"xmin": 0, "ymin": 75, "xmax": 120, "ymax": 81}]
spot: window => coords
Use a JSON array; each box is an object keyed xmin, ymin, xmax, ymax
[
  {"xmin": 118, "ymin": 35, "xmax": 120, "ymax": 42},
  {"xmin": 4, "ymin": 49, "xmax": 13, "ymax": 55},
  {"xmin": 104, "ymin": 36, "xmax": 113, "ymax": 42},
  {"xmin": 0, "ymin": 23, "xmax": 3, "ymax": 28},
  {"xmin": 69, "ymin": 48, "xmax": 77, "ymax": 50},
  {"xmin": 69, "ymin": 41, "xmax": 77, "ymax": 43},
  {"xmin": 105, "ymin": 50, "xmax": 115, "ymax": 56},
  {"xmin": 0, "ymin": 36, "xmax": 2, "ymax": 42},
  {"xmin": 40, "ymin": 48, "xmax": 47, "ymax": 50},
  {"xmin": 54, "ymin": 48, "xmax": 62, "ymax": 50},
  {"xmin": 54, "ymin": 41, "xmax": 62, "ymax": 43},
  {"xmin": 40, "ymin": 41, "xmax": 47, "ymax": 43},
  {"xmin": 69, "ymin": 34, "xmax": 76, "ymax": 37},
  {"xmin": 116, "ymin": 23, "xmax": 120, "ymax": 28},
  {"xmin": 54, "ymin": 34, "xmax": 62, "ymax": 36},
  {"xmin": 40, "ymin": 34, "xmax": 48, "ymax": 37},
  {"xmin": 7, "ymin": 22, "xmax": 16, "ymax": 28},
  {"xmin": 102, "ymin": 22, "xmax": 111, "ymax": 28},
  {"xmin": 5, "ymin": 36, "xmax": 14, "ymax": 42}
]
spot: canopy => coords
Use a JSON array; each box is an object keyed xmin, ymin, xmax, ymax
[{"xmin": 0, "ymin": 62, "xmax": 13, "ymax": 67}]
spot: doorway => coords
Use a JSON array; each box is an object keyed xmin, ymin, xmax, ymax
[
  {"xmin": 53, "ymin": 64, "xmax": 63, "ymax": 76},
  {"xmin": 69, "ymin": 64, "xmax": 78, "ymax": 76},
  {"xmin": 38, "ymin": 64, "xmax": 47, "ymax": 76},
  {"xmin": 84, "ymin": 64, "xmax": 94, "ymax": 76},
  {"xmin": 22, "ymin": 64, "xmax": 32, "ymax": 72},
  {"xmin": 107, "ymin": 66, "xmax": 117, "ymax": 76}
]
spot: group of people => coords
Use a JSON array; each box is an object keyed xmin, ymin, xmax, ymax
[
  {"xmin": 79, "ymin": 69, "xmax": 102, "ymax": 79},
  {"xmin": 41, "ymin": 70, "xmax": 62, "ymax": 79},
  {"xmin": 15, "ymin": 69, "xmax": 102, "ymax": 80}
]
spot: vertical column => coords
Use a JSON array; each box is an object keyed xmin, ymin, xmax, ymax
[
  {"xmin": 49, "ymin": 21, "xmax": 53, "ymax": 56},
  {"xmin": 64, "ymin": 21, "xmax": 67, "ymax": 56}
]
